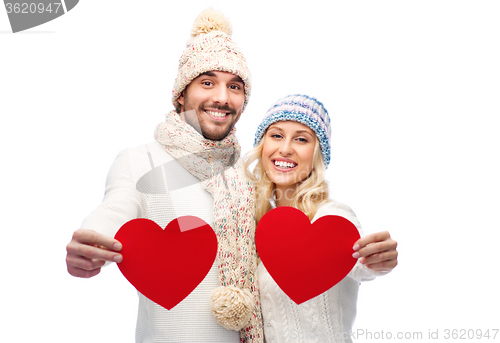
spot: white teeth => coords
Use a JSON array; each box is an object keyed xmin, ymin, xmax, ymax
[
  {"xmin": 274, "ymin": 161, "xmax": 296, "ymax": 168},
  {"xmin": 206, "ymin": 110, "xmax": 227, "ymax": 118}
]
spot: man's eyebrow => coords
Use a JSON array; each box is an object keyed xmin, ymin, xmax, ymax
[
  {"xmin": 200, "ymin": 71, "xmax": 217, "ymax": 77},
  {"xmin": 230, "ymin": 76, "xmax": 244, "ymax": 83},
  {"xmin": 198, "ymin": 71, "xmax": 243, "ymax": 84}
]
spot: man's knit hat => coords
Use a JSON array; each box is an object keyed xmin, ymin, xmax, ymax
[
  {"xmin": 254, "ymin": 94, "xmax": 332, "ymax": 167},
  {"xmin": 172, "ymin": 8, "xmax": 251, "ymax": 111}
]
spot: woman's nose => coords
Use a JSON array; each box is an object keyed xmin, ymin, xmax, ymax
[{"xmin": 279, "ymin": 140, "xmax": 293, "ymax": 156}]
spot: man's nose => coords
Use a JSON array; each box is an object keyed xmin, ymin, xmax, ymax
[{"xmin": 211, "ymin": 85, "xmax": 229, "ymax": 105}]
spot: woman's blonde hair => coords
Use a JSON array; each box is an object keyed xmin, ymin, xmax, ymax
[{"xmin": 244, "ymin": 134, "xmax": 330, "ymax": 222}]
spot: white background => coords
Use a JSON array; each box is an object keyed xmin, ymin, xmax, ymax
[{"xmin": 1, "ymin": 1, "xmax": 499, "ymax": 342}]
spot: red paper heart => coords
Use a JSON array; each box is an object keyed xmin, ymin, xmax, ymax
[
  {"xmin": 115, "ymin": 217, "xmax": 217, "ymax": 310},
  {"xmin": 256, "ymin": 206, "xmax": 360, "ymax": 304}
]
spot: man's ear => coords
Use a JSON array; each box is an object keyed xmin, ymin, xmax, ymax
[{"xmin": 178, "ymin": 91, "xmax": 185, "ymax": 106}]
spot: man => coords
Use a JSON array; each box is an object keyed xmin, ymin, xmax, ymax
[{"xmin": 66, "ymin": 8, "xmax": 262, "ymax": 343}]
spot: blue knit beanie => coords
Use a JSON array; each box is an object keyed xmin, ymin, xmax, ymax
[{"xmin": 253, "ymin": 94, "xmax": 332, "ymax": 167}]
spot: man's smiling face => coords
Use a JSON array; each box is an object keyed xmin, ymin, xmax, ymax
[{"xmin": 178, "ymin": 71, "xmax": 245, "ymax": 141}]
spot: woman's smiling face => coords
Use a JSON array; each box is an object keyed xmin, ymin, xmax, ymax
[{"xmin": 262, "ymin": 121, "xmax": 317, "ymax": 194}]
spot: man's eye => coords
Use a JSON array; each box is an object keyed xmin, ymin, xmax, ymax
[{"xmin": 229, "ymin": 84, "xmax": 241, "ymax": 90}]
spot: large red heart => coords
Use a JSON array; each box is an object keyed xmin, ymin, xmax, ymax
[
  {"xmin": 256, "ymin": 207, "xmax": 360, "ymax": 304},
  {"xmin": 115, "ymin": 217, "xmax": 217, "ymax": 310}
]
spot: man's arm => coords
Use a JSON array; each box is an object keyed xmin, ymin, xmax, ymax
[{"xmin": 66, "ymin": 147, "xmax": 144, "ymax": 278}]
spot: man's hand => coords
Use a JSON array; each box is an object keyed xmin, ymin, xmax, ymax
[
  {"xmin": 66, "ymin": 229, "xmax": 123, "ymax": 278},
  {"xmin": 352, "ymin": 231, "xmax": 398, "ymax": 272}
]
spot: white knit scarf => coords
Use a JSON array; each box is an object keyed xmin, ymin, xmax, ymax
[{"xmin": 154, "ymin": 111, "xmax": 263, "ymax": 342}]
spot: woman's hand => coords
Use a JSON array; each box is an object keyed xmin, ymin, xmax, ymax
[{"xmin": 352, "ymin": 231, "xmax": 398, "ymax": 272}]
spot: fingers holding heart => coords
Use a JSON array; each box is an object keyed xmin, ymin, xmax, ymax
[
  {"xmin": 360, "ymin": 249, "xmax": 398, "ymax": 271},
  {"xmin": 352, "ymin": 231, "xmax": 398, "ymax": 272}
]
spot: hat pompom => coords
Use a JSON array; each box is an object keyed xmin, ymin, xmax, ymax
[
  {"xmin": 191, "ymin": 8, "xmax": 233, "ymax": 37},
  {"xmin": 210, "ymin": 285, "xmax": 255, "ymax": 331}
]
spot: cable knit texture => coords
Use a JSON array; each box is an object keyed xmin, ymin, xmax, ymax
[
  {"xmin": 258, "ymin": 201, "xmax": 388, "ymax": 343},
  {"xmin": 155, "ymin": 111, "xmax": 263, "ymax": 342}
]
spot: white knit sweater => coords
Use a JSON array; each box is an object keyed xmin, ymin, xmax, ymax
[
  {"xmin": 80, "ymin": 142, "xmax": 240, "ymax": 342},
  {"xmin": 258, "ymin": 201, "xmax": 385, "ymax": 343}
]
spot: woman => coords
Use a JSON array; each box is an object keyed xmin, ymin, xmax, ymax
[{"xmin": 244, "ymin": 94, "xmax": 398, "ymax": 343}]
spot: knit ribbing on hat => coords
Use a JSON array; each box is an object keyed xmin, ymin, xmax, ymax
[
  {"xmin": 253, "ymin": 94, "xmax": 332, "ymax": 167},
  {"xmin": 172, "ymin": 9, "xmax": 251, "ymax": 111}
]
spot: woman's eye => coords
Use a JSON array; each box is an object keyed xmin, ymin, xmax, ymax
[{"xmin": 297, "ymin": 137, "xmax": 308, "ymax": 143}]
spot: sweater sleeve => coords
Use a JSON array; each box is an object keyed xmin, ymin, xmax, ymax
[
  {"xmin": 313, "ymin": 201, "xmax": 390, "ymax": 282},
  {"xmin": 79, "ymin": 148, "xmax": 143, "ymax": 239}
]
